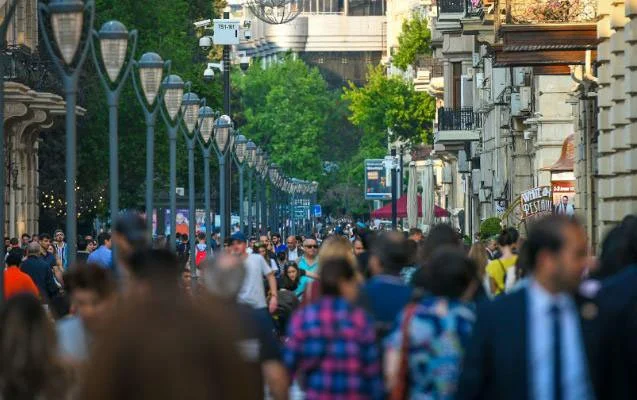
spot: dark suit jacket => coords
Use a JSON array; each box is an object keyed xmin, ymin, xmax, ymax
[
  {"xmin": 21, "ymin": 256, "xmax": 58, "ymax": 302},
  {"xmin": 285, "ymin": 248, "xmax": 303, "ymax": 261},
  {"xmin": 457, "ymin": 289, "xmax": 529, "ymax": 400},
  {"xmin": 590, "ymin": 266, "xmax": 637, "ymax": 400}
]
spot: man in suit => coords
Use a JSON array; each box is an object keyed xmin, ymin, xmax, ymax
[
  {"xmin": 554, "ymin": 196, "xmax": 575, "ymax": 216},
  {"xmin": 284, "ymin": 235, "xmax": 303, "ymax": 262},
  {"xmin": 458, "ymin": 216, "xmax": 593, "ymax": 400}
]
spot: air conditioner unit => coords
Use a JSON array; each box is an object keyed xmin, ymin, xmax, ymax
[
  {"xmin": 514, "ymin": 68, "xmax": 531, "ymax": 87},
  {"xmin": 472, "ymin": 53, "xmax": 481, "ymax": 67},
  {"xmin": 519, "ymin": 86, "xmax": 532, "ymax": 112},
  {"xmin": 442, "ymin": 165, "xmax": 453, "ymax": 184},
  {"xmin": 511, "ymin": 92, "xmax": 522, "ymax": 116},
  {"xmin": 472, "ymin": 169, "xmax": 481, "ymax": 195}
]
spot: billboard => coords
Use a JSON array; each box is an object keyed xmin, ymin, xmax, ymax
[
  {"xmin": 552, "ymin": 180, "xmax": 576, "ymax": 217},
  {"xmin": 365, "ymin": 159, "xmax": 391, "ymax": 200},
  {"xmin": 520, "ymin": 186, "xmax": 553, "ymax": 221}
]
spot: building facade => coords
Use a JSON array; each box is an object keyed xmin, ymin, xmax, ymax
[
  {"xmin": 1, "ymin": 0, "xmax": 71, "ymax": 237},
  {"xmin": 415, "ymin": 0, "xmax": 599, "ymax": 241}
]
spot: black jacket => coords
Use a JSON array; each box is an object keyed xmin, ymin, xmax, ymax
[
  {"xmin": 589, "ymin": 266, "xmax": 637, "ymax": 400},
  {"xmin": 21, "ymin": 255, "xmax": 59, "ymax": 302}
]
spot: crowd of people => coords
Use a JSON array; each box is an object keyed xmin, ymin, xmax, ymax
[{"xmin": 1, "ymin": 213, "xmax": 637, "ymax": 399}]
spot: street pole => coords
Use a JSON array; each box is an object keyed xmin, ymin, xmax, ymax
[
  {"xmin": 39, "ymin": 0, "xmax": 96, "ymax": 266},
  {"xmin": 91, "ymin": 22, "xmax": 138, "ymax": 274},
  {"xmin": 203, "ymin": 147, "xmax": 212, "ymax": 252},
  {"xmin": 247, "ymin": 169, "xmax": 253, "ymax": 237},
  {"xmin": 255, "ymin": 174, "xmax": 261, "ymax": 235},
  {"xmin": 222, "ymin": 9, "xmax": 232, "ymax": 238},
  {"xmin": 219, "ymin": 153, "xmax": 226, "ymax": 241},
  {"xmin": 186, "ymin": 136, "xmax": 196, "ymax": 273},
  {"xmin": 239, "ymin": 165, "xmax": 244, "ymax": 232},
  {"xmin": 391, "ymin": 147, "xmax": 397, "ymax": 230},
  {"xmin": 132, "ymin": 53, "xmax": 169, "ymax": 241},
  {"xmin": 0, "ymin": 0, "xmax": 20, "ymax": 303},
  {"xmin": 160, "ymin": 76, "xmax": 188, "ymax": 252}
]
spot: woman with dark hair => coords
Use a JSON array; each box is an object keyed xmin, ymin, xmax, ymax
[
  {"xmin": 485, "ymin": 227, "xmax": 519, "ymax": 296},
  {"xmin": 0, "ymin": 294, "xmax": 72, "ymax": 400},
  {"xmin": 284, "ymin": 258, "xmax": 384, "ymax": 399},
  {"xmin": 254, "ymin": 242, "xmax": 279, "ymax": 276},
  {"xmin": 385, "ymin": 248, "xmax": 477, "ymax": 399}
]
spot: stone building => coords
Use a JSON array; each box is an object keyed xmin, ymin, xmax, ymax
[
  {"xmin": 1, "ymin": 0, "xmax": 72, "ymax": 237},
  {"xmin": 414, "ymin": 0, "xmax": 598, "ymax": 239}
]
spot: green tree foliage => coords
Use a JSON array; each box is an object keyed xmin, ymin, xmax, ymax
[
  {"xmin": 235, "ymin": 57, "xmax": 332, "ymax": 182},
  {"xmin": 480, "ymin": 217, "xmax": 503, "ymax": 240},
  {"xmin": 393, "ymin": 14, "xmax": 432, "ymax": 70}
]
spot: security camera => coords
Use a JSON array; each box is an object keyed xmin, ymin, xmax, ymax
[
  {"xmin": 194, "ymin": 19, "xmax": 212, "ymax": 28},
  {"xmin": 203, "ymin": 66, "xmax": 214, "ymax": 82},
  {"xmin": 199, "ymin": 36, "xmax": 213, "ymax": 51},
  {"xmin": 240, "ymin": 56, "xmax": 250, "ymax": 72},
  {"xmin": 243, "ymin": 29, "xmax": 252, "ymax": 40}
]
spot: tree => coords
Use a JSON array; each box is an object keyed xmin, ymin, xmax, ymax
[
  {"xmin": 393, "ymin": 14, "xmax": 432, "ymax": 70},
  {"xmin": 235, "ymin": 57, "xmax": 333, "ymax": 182}
]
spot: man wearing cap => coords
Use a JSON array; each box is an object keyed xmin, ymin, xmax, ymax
[{"xmin": 230, "ymin": 232, "xmax": 278, "ymax": 319}]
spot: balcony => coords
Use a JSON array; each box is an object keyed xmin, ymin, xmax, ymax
[
  {"xmin": 437, "ymin": 0, "xmax": 490, "ymax": 20},
  {"xmin": 435, "ymin": 108, "xmax": 480, "ymax": 147},
  {"xmin": 437, "ymin": 0, "xmax": 465, "ymax": 15}
]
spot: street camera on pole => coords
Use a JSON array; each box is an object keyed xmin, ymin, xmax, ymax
[{"xmin": 204, "ymin": 62, "xmax": 223, "ymax": 82}]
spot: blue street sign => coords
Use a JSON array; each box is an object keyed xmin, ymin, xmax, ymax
[{"xmin": 312, "ymin": 204, "xmax": 322, "ymax": 217}]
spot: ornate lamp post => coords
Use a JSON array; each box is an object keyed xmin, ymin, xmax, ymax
[
  {"xmin": 245, "ymin": 140, "xmax": 257, "ymax": 236},
  {"xmin": 160, "ymin": 74, "xmax": 187, "ymax": 251},
  {"xmin": 39, "ymin": 0, "xmax": 96, "ymax": 264},
  {"xmin": 132, "ymin": 52, "xmax": 169, "ymax": 239},
  {"xmin": 213, "ymin": 115, "xmax": 233, "ymax": 242},
  {"xmin": 181, "ymin": 92, "xmax": 201, "ymax": 272},
  {"xmin": 91, "ymin": 21, "xmax": 138, "ymax": 268},
  {"xmin": 233, "ymin": 134, "xmax": 247, "ymax": 231},
  {"xmin": 269, "ymin": 163, "xmax": 280, "ymax": 234},
  {"xmin": 197, "ymin": 106, "xmax": 215, "ymax": 252}
]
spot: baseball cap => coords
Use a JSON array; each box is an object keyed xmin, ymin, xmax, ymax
[{"xmin": 230, "ymin": 232, "xmax": 246, "ymax": 243}]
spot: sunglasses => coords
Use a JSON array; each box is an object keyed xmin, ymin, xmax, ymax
[{"xmin": 305, "ymin": 244, "xmax": 318, "ymax": 249}]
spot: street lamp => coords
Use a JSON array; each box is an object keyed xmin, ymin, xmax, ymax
[
  {"xmin": 39, "ymin": 0, "xmax": 96, "ymax": 265},
  {"xmin": 197, "ymin": 106, "xmax": 215, "ymax": 253},
  {"xmin": 91, "ymin": 21, "xmax": 138, "ymax": 267},
  {"xmin": 132, "ymin": 52, "xmax": 169, "ymax": 240},
  {"xmin": 245, "ymin": 140, "xmax": 256, "ymax": 236},
  {"xmin": 181, "ymin": 92, "xmax": 201, "ymax": 273},
  {"xmin": 213, "ymin": 115, "xmax": 234, "ymax": 242},
  {"xmin": 233, "ymin": 134, "xmax": 247, "ymax": 231},
  {"xmin": 269, "ymin": 163, "xmax": 280, "ymax": 234},
  {"xmin": 160, "ymin": 74, "xmax": 187, "ymax": 251}
]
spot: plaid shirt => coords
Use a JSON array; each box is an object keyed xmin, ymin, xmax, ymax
[{"xmin": 283, "ymin": 296, "xmax": 384, "ymax": 400}]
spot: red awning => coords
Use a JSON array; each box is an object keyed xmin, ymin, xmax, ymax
[{"xmin": 371, "ymin": 195, "xmax": 450, "ymax": 219}]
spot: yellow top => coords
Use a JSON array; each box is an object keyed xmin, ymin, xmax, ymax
[{"xmin": 485, "ymin": 255, "xmax": 518, "ymax": 295}]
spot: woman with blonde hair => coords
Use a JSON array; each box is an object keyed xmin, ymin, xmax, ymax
[{"xmin": 468, "ymin": 242, "xmax": 491, "ymax": 300}]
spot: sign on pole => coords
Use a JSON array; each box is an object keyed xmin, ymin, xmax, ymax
[
  {"xmin": 520, "ymin": 186, "xmax": 553, "ymax": 221},
  {"xmin": 213, "ymin": 19, "xmax": 240, "ymax": 45},
  {"xmin": 312, "ymin": 204, "xmax": 322, "ymax": 217},
  {"xmin": 365, "ymin": 159, "xmax": 392, "ymax": 200}
]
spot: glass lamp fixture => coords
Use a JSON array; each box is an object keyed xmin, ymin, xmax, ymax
[
  {"xmin": 198, "ymin": 106, "xmax": 215, "ymax": 143},
  {"xmin": 214, "ymin": 115, "xmax": 233, "ymax": 153},
  {"xmin": 246, "ymin": 140, "xmax": 257, "ymax": 168},
  {"xmin": 98, "ymin": 20, "xmax": 129, "ymax": 82},
  {"xmin": 49, "ymin": 0, "xmax": 85, "ymax": 65},
  {"xmin": 181, "ymin": 92, "xmax": 200, "ymax": 134},
  {"xmin": 162, "ymin": 74, "xmax": 184, "ymax": 121},
  {"xmin": 138, "ymin": 52, "xmax": 164, "ymax": 105},
  {"xmin": 234, "ymin": 134, "xmax": 247, "ymax": 163}
]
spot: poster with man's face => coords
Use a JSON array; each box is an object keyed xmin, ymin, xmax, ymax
[{"xmin": 552, "ymin": 181, "xmax": 575, "ymax": 216}]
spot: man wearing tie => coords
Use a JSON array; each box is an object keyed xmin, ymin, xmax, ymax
[
  {"xmin": 555, "ymin": 196, "xmax": 575, "ymax": 216},
  {"xmin": 458, "ymin": 216, "xmax": 593, "ymax": 400}
]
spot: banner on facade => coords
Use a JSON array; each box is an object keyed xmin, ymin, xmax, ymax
[
  {"xmin": 364, "ymin": 159, "xmax": 392, "ymax": 200},
  {"xmin": 520, "ymin": 186, "xmax": 553, "ymax": 220},
  {"xmin": 552, "ymin": 180, "xmax": 576, "ymax": 216}
]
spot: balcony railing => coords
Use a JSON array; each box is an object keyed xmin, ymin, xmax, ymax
[
  {"xmin": 503, "ymin": 0, "xmax": 597, "ymax": 24},
  {"xmin": 438, "ymin": 107, "xmax": 476, "ymax": 131},
  {"xmin": 437, "ymin": 0, "xmax": 465, "ymax": 15}
]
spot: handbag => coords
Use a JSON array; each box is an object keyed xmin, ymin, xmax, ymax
[{"xmin": 390, "ymin": 303, "xmax": 418, "ymax": 400}]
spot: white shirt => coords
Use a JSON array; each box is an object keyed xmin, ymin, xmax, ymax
[
  {"xmin": 287, "ymin": 248, "xmax": 299, "ymax": 262},
  {"xmin": 528, "ymin": 280, "xmax": 592, "ymax": 400},
  {"xmin": 237, "ymin": 254, "xmax": 273, "ymax": 309}
]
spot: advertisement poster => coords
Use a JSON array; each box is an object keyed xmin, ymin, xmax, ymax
[
  {"xmin": 364, "ymin": 159, "xmax": 392, "ymax": 200},
  {"xmin": 552, "ymin": 180, "xmax": 576, "ymax": 216},
  {"xmin": 165, "ymin": 209, "xmax": 190, "ymax": 236},
  {"xmin": 520, "ymin": 186, "xmax": 553, "ymax": 221}
]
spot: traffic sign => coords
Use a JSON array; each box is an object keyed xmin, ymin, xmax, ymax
[{"xmin": 312, "ymin": 204, "xmax": 322, "ymax": 217}]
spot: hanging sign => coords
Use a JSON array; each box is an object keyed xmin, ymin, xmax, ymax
[
  {"xmin": 365, "ymin": 159, "xmax": 392, "ymax": 200},
  {"xmin": 520, "ymin": 186, "xmax": 553, "ymax": 220}
]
